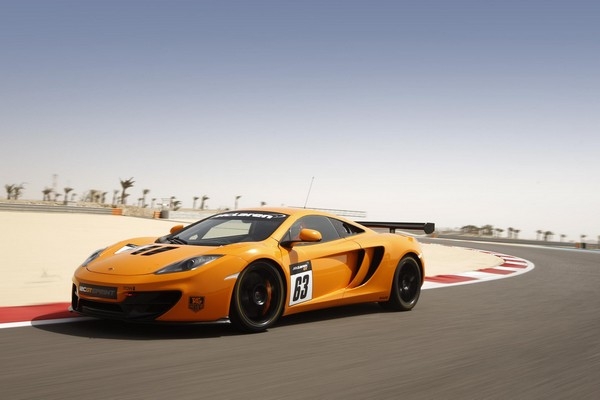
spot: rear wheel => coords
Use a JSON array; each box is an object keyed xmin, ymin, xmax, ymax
[
  {"xmin": 380, "ymin": 255, "xmax": 422, "ymax": 311},
  {"xmin": 229, "ymin": 261, "xmax": 285, "ymax": 332}
]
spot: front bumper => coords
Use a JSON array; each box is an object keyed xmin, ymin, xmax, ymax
[
  {"xmin": 71, "ymin": 270, "xmax": 240, "ymax": 323},
  {"xmin": 71, "ymin": 284, "xmax": 182, "ymax": 321}
]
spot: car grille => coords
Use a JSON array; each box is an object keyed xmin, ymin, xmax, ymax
[{"xmin": 72, "ymin": 284, "xmax": 182, "ymax": 321}]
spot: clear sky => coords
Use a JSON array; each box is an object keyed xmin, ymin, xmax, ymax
[{"xmin": 1, "ymin": 0, "xmax": 598, "ymax": 241}]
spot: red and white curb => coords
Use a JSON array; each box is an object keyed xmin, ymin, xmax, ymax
[
  {"xmin": 1, "ymin": 249, "xmax": 534, "ymax": 329},
  {"xmin": 423, "ymin": 249, "xmax": 534, "ymax": 290},
  {"xmin": 0, "ymin": 302, "xmax": 82, "ymax": 329}
]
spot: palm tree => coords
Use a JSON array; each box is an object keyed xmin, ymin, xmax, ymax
[
  {"xmin": 193, "ymin": 196, "xmax": 199, "ymax": 209},
  {"xmin": 4, "ymin": 184, "xmax": 15, "ymax": 200},
  {"xmin": 63, "ymin": 187, "xmax": 73, "ymax": 205},
  {"xmin": 513, "ymin": 229, "xmax": 520, "ymax": 239},
  {"xmin": 5, "ymin": 184, "xmax": 15, "ymax": 199},
  {"xmin": 460, "ymin": 225, "xmax": 478, "ymax": 235},
  {"xmin": 508, "ymin": 227, "xmax": 514, "ymax": 239},
  {"xmin": 13, "ymin": 184, "xmax": 24, "ymax": 200},
  {"xmin": 141, "ymin": 189, "xmax": 150, "ymax": 207},
  {"xmin": 578, "ymin": 234, "xmax": 587, "ymax": 249},
  {"xmin": 119, "ymin": 177, "xmax": 135, "ymax": 205},
  {"xmin": 173, "ymin": 200, "xmax": 182, "ymax": 211},
  {"xmin": 42, "ymin": 187, "xmax": 53, "ymax": 201},
  {"xmin": 90, "ymin": 189, "xmax": 102, "ymax": 203},
  {"xmin": 560, "ymin": 234, "xmax": 566, "ymax": 242},
  {"xmin": 168, "ymin": 196, "xmax": 182, "ymax": 210},
  {"xmin": 480, "ymin": 225, "xmax": 494, "ymax": 236},
  {"xmin": 536, "ymin": 230, "xmax": 543, "ymax": 240},
  {"xmin": 200, "ymin": 195, "xmax": 209, "ymax": 210},
  {"xmin": 543, "ymin": 231, "xmax": 554, "ymax": 241}
]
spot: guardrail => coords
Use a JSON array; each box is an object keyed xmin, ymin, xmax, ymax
[
  {"xmin": 434, "ymin": 233, "xmax": 596, "ymax": 249},
  {"xmin": 0, "ymin": 203, "xmax": 117, "ymax": 215}
]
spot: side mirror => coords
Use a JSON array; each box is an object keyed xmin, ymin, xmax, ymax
[
  {"xmin": 282, "ymin": 228, "xmax": 323, "ymax": 248},
  {"xmin": 170, "ymin": 224, "xmax": 185, "ymax": 234},
  {"xmin": 299, "ymin": 228, "xmax": 322, "ymax": 242}
]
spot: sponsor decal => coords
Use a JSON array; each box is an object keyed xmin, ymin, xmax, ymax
[
  {"xmin": 189, "ymin": 296, "xmax": 205, "ymax": 312},
  {"xmin": 290, "ymin": 261, "xmax": 311, "ymax": 273},
  {"xmin": 214, "ymin": 212, "xmax": 287, "ymax": 219},
  {"xmin": 79, "ymin": 284, "xmax": 117, "ymax": 299},
  {"xmin": 288, "ymin": 261, "xmax": 313, "ymax": 306}
]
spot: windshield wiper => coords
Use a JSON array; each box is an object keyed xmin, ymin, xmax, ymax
[{"xmin": 168, "ymin": 237, "xmax": 188, "ymax": 245}]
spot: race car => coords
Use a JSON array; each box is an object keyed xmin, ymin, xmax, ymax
[{"xmin": 71, "ymin": 207, "xmax": 434, "ymax": 332}]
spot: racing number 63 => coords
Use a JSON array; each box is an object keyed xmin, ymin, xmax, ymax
[
  {"xmin": 289, "ymin": 261, "xmax": 313, "ymax": 306},
  {"xmin": 293, "ymin": 274, "xmax": 310, "ymax": 302}
]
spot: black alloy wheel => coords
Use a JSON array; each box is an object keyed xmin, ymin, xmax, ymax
[
  {"xmin": 379, "ymin": 255, "xmax": 422, "ymax": 311},
  {"xmin": 230, "ymin": 261, "xmax": 285, "ymax": 332}
]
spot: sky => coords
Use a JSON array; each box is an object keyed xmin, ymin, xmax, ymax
[{"xmin": 1, "ymin": 0, "xmax": 598, "ymax": 241}]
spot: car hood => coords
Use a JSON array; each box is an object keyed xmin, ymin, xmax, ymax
[{"xmin": 86, "ymin": 238, "xmax": 226, "ymax": 276}]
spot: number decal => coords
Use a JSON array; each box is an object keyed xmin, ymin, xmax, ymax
[
  {"xmin": 289, "ymin": 261, "xmax": 313, "ymax": 306},
  {"xmin": 292, "ymin": 274, "xmax": 310, "ymax": 302}
]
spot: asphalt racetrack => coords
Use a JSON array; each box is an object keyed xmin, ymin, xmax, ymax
[{"xmin": 1, "ymin": 239, "xmax": 598, "ymax": 399}]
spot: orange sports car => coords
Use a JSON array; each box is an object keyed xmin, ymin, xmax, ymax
[{"xmin": 71, "ymin": 207, "xmax": 434, "ymax": 332}]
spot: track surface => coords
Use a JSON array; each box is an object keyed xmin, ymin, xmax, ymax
[{"xmin": 1, "ymin": 241, "xmax": 599, "ymax": 399}]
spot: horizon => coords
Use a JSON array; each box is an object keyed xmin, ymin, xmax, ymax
[{"xmin": 0, "ymin": 186, "xmax": 593, "ymax": 243}]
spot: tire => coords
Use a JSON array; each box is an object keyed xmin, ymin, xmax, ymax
[
  {"xmin": 379, "ymin": 255, "xmax": 422, "ymax": 311},
  {"xmin": 229, "ymin": 261, "xmax": 285, "ymax": 333}
]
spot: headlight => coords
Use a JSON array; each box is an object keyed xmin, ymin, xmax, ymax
[
  {"xmin": 154, "ymin": 255, "xmax": 223, "ymax": 274},
  {"xmin": 81, "ymin": 248, "xmax": 106, "ymax": 267}
]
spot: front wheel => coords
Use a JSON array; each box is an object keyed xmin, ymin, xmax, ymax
[
  {"xmin": 229, "ymin": 261, "xmax": 285, "ymax": 333},
  {"xmin": 379, "ymin": 256, "xmax": 422, "ymax": 311}
]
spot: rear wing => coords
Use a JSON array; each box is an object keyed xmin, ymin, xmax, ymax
[{"xmin": 358, "ymin": 221, "xmax": 435, "ymax": 235}]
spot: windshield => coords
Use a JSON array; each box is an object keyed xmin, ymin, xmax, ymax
[{"xmin": 164, "ymin": 211, "xmax": 289, "ymax": 246}]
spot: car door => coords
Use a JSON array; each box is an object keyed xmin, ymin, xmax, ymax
[{"xmin": 279, "ymin": 215, "xmax": 362, "ymax": 308}]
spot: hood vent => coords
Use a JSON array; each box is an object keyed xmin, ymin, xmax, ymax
[{"xmin": 131, "ymin": 245, "xmax": 178, "ymax": 256}]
